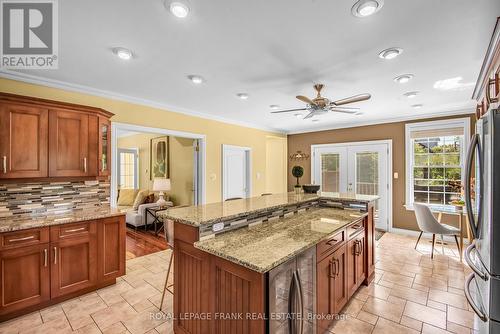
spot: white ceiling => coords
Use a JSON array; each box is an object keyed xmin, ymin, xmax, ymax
[{"xmin": 2, "ymin": 0, "xmax": 499, "ymax": 133}]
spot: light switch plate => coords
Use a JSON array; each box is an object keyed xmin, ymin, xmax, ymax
[{"xmin": 394, "ymin": 172, "xmax": 399, "ymax": 179}]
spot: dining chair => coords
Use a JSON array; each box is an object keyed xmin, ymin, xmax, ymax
[
  {"xmin": 160, "ymin": 218, "xmax": 174, "ymax": 311},
  {"xmin": 413, "ymin": 203, "xmax": 460, "ymax": 259}
]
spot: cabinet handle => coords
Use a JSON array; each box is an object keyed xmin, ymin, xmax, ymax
[
  {"xmin": 335, "ymin": 259, "xmax": 340, "ymax": 277},
  {"xmin": 65, "ymin": 227, "xmax": 86, "ymax": 233},
  {"xmin": 83, "ymin": 157, "xmax": 87, "ymax": 173},
  {"xmin": 53, "ymin": 247, "xmax": 57, "ymax": 264},
  {"xmin": 2, "ymin": 156, "xmax": 6, "ymax": 174},
  {"xmin": 329, "ymin": 260, "xmax": 335, "ymax": 278},
  {"xmin": 9, "ymin": 235, "xmax": 35, "ymax": 242},
  {"xmin": 43, "ymin": 249, "xmax": 48, "ymax": 267},
  {"xmin": 326, "ymin": 238, "xmax": 338, "ymax": 246}
]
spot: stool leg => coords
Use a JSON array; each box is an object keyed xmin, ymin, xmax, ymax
[
  {"xmin": 453, "ymin": 235, "xmax": 460, "ymax": 254},
  {"xmin": 415, "ymin": 231, "xmax": 423, "ymax": 250},
  {"xmin": 441, "ymin": 234, "xmax": 445, "ymax": 254},
  {"xmin": 160, "ymin": 250, "xmax": 174, "ymax": 311},
  {"xmin": 431, "ymin": 234, "xmax": 436, "ymax": 259}
]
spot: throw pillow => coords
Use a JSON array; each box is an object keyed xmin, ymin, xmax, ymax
[
  {"xmin": 143, "ymin": 193, "xmax": 155, "ymax": 204},
  {"xmin": 117, "ymin": 189, "xmax": 138, "ymax": 206},
  {"xmin": 132, "ymin": 190, "xmax": 149, "ymax": 210}
]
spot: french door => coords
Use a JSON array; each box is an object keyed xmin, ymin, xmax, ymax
[{"xmin": 312, "ymin": 142, "xmax": 390, "ymax": 231}]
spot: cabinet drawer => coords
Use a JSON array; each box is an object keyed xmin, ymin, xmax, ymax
[
  {"xmin": 317, "ymin": 229, "xmax": 345, "ymax": 261},
  {"xmin": 347, "ymin": 219, "xmax": 365, "ymax": 240},
  {"xmin": 50, "ymin": 221, "xmax": 96, "ymax": 241},
  {"xmin": 0, "ymin": 228, "xmax": 49, "ymax": 250}
]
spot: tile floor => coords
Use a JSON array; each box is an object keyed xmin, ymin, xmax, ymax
[{"xmin": 0, "ymin": 233, "xmax": 477, "ymax": 334}]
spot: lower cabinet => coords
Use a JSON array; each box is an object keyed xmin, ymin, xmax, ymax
[
  {"xmin": 0, "ymin": 244, "xmax": 50, "ymax": 315},
  {"xmin": 347, "ymin": 232, "xmax": 366, "ymax": 298},
  {"xmin": 0, "ymin": 215, "xmax": 125, "ymax": 320}
]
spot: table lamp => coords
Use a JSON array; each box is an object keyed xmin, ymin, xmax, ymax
[{"xmin": 153, "ymin": 178, "xmax": 171, "ymax": 207}]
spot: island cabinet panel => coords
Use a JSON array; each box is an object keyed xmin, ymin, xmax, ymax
[
  {"xmin": 0, "ymin": 103, "xmax": 48, "ymax": 179},
  {"xmin": 212, "ymin": 256, "xmax": 266, "ymax": 334},
  {"xmin": 0, "ymin": 244, "xmax": 50, "ymax": 315},
  {"xmin": 347, "ymin": 232, "xmax": 366, "ymax": 298},
  {"xmin": 174, "ymin": 240, "xmax": 212, "ymax": 334},
  {"xmin": 50, "ymin": 221, "xmax": 98, "ymax": 298},
  {"xmin": 48, "ymin": 109, "xmax": 91, "ymax": 177},
  {"xmin": 365, "ymin": 205, "xmax": 375, "ymax": 284},
  {"xmin": 97, "ymin": 216, "xmax": 126, "ymax": 282}
]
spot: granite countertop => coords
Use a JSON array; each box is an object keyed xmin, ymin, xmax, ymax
[
  {"xmin": 159, "ymin": 192, "xmax": 378, "ymax": 227},
  {"xmin": 194, "ymin": 207, "xmax": 367, "ymax": 273},
  {"xmin": 0, "ymin": 206, "xmax": 125, "ymax": 233}
]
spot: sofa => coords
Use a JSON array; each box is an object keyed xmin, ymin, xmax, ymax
[{"xmin": 117, "ymin": 189, "xmax": 173, "ymax": 229}]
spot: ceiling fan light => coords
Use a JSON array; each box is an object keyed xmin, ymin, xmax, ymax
[
  {"xmin": 378, "ymin": 47, "xmax": 403, "ymax": 60},
  {"xmin": 351, "ymin": 0, "xmax": 384, "ymax": 18},
  {"xmin": 394, "ymin": 74, "xmax": 414, "ymax": 84}
]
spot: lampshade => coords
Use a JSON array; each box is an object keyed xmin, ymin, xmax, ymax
[{"xmin": 153, "ymin": 178, "xmax": 171, "ymax": 191}]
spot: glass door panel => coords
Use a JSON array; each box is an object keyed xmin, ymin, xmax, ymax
[
  {"xmin": 312, "ymin": 147, "xmax": 348, "ymax": 193},
  {"xmin": 321, "ymin": 154, "xmax": 340, "ymax": 192}
]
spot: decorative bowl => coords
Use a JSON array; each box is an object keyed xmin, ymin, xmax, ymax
[{"xmin": 302, "ymin": 184, "xmax": 320, "ymax": 194}]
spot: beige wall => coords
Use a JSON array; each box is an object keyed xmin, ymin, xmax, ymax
[
  {"xmin": 0, "ymin": 78, "xmax": 287, "ymax": 204},
  {"xmin": 265, "ymin": 136, "xmax": 287, "ymax": 195},
  {"xmin": 287, "ymin": 114, "xmax": 475, "ymax": 231}
]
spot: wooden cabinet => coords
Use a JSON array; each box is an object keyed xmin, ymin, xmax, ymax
[
  {"xmin": 48, "ymin": 109, "xmax": 90, "ymax": 177},
  {"xmin": 0, "ymin": 244, "xmax": 50, "ymax": 315},
  {"xmin": 50, "ymin": 221, "xmax": 97, "ymax": 298},
  {"xmin": 347, "ymin": 232, "xmax": 366, "ymax": 298},
  {"xmin": 365, "ymin": 207, "xmax": 375, "ymax": 283},
  {"xmin": 331, "ymin": 244, "xmax": 348, "ymax": 313},
  {"xmin": 0, "ymin": 215, "xmax": 125, "ymax": 321},
  {"xmin": 98, "ymin": 117, "xmax": 111, "ymax": 177},
  {"xmin": 0, "ymin": 103, "xmax": 48, "ymax": 178},
  {"xmin": 0, "ymin": 93, "xmax": 114, "ymax": 180}
]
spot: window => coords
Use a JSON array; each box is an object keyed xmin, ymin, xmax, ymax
[
  {"xmin": 405, "ymin": 118, "xmax": 470, "ymax": 208},
  {"xmin": 118, "ymin": 148, "xmax": 138, "ymax": 189}
]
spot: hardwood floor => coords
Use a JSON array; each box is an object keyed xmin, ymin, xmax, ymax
[{"xmin": 126, "ymin": 226, "xmax": 168, "ymax": 259}]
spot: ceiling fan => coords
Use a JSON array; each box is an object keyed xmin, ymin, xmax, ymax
[{"xmin": 271, "ymin": 84, "xmax": 371, "ymax": 119}]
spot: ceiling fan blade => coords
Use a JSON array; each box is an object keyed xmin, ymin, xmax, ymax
[
  {"xmin": 303, "ymin": 112, "xmax": 315, "ymax": 119},
  {"xmin": 330, "ymin": 109, "xmax": 358, "ymax": 114},
  {"xmin": 296, "ymin": 95, "xmax": 317, "ymax": 106},
  {"xmin": 271, "ymin": 108, "xmax": 308, "ymax": 114},
  {"xmin": 332, "ymin": 93, "xmax": 371, "ymax": 106},
  {"xmin": 328, "ymin": 105, "xmax": 360, "ymax": 110}
]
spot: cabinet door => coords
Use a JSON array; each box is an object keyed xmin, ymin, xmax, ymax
[
  {"xmin": 97, "ymin": 216, "xmax": 125, "ymax": 282},
  {"xmin": 355, "ymin": 234, "xmax": 367, "ymax": 288},
  {"xmin": 50, "ymin": 222, "xmax": 97, "ymax": 298},
  {"xmin": 48, "ymin": 109, "xmax": 89, "ymax": 177},
  {"xmin": 332, "ymin": 244, "xmax": 348, "ymax": 314},
  {"xmin": 316, "ymin": 256, "xmax": 334, "ymax": 333},
  {"xmin": 347, "ymin": 238, "xmax": 357, "ymax": 298},
  {"xmin": 0, "ymin": 244, "xmax": 50, "ymax": 315},
  {"xmin": 366, "ymin": 207, "xmax": 375, "ymax": 283},
  {"xmin": 98, "ymin": 117, "xmax": 111, "ymax": 177},
  {"xmin": 0, "ymin": 103, "xmax": 48, "ymax": 178}
]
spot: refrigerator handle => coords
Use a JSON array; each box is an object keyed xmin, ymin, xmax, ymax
[
  {"xmin": 464, "ymin": 134, "xmax": 481, "ymax": 240},
  {"xmin": 464, "ymin": 273, "xmax": 487, "ymax": 322},
  {"xmin": 293, "ymin": 270, "xmax": 304, "ymax": 334},
  {"xmin": 287, "ymin": 273, "xmax": 295, "ymax": 334},
  {"xmin": 464, "ymin": 242, "xmax": 487, "ymax": 281}
]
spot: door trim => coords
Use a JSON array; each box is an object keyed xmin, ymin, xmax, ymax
[
  {"xmin": 311, "ymin": 140, "xmax": 393, "ymax": 232},
  {"xmin": 222, "ymin": 144, "xmax": 252, "ymax": 201}
]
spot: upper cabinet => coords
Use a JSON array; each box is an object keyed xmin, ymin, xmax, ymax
[
  {"xmin": 0, "ymin": 93, "xmax": 113, "ymax": 180},
  {"xmin": 0, "ymin": 103, "xmax": 49, "ymax": 178}
]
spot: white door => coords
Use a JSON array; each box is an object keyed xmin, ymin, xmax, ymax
[
  {"xmin": 222, "ymin": 145, "xmax": 251, "ymax": 200},
  {"xmin": 312, "ymin": 142, "xmax": 391, "ymax": 231}
]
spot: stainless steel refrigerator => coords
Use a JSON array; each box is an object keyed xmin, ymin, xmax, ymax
[
  {"xmin": 268, "ymin": 247, "xmax": 316, "ymax": 334},
  {"xmin": 464, "ymin": 108, "xmax": 500, "ymax": 333}
]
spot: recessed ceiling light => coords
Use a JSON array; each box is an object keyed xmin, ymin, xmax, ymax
[
  {"xmin": 294, "ymin": 113, "xmax": 303, "ymax": 118},
  {"xmin": 412, "ymin": 104, "xmax": 423, "ymax": 109},
  {"xmin": 311, "ymin": 119, "xmax": 320, "ymax": 122},
  {"xmin": 378, "ymin": 47, "xmax": 403, "ymax": 60},
  {"xmin": 403, "ymin": 91, "xmax": 419, "ymax": 98},
  {"xmin": 354, "ymin": 112, "xmax": 364, "ymax": 116},
  {"xmin": 187, "ymin": 75, "xmax": 204, "ymax": 84},
  {"xmin": 351, "ymin": 0, "xmax": 384, "ymax": 17},
  {"xmin": 394, "ymin": 74, "xmax": 414, "ymax": 84},
  {"xmin": 270, "ymin": 105, "xmax": 280, "ymax": 110},
  {"xmin": 167, "ymin": 1, "xmax": 190, "ymax": 18},
  {"xmin": 112, "ymin": 47, "xmax": 133, "ymax": 60},
  {"xmin": 236, "ymin": 93, "xmax": 249, "ymax": 100}
]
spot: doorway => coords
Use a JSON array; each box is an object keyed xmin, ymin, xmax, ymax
[
  {"xmin": 222, "ymin": 145, "xmax": 251, "ymax": 201},
  {"xmin": 311, "ymin": 140, "xmax": 392, "ymax": 231}
]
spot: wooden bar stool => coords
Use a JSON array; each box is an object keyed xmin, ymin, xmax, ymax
[{"xmin": 160, "ymin": 218, "xmax": 174, "ymax": 311}]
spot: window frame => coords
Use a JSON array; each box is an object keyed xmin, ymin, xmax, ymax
[
  {"xmin": 118, "ymin": 148, "xmax": 139, "ymax": 189},
  {"xmin": 405, "ymin": 118, "xmax": 470, "ymax": 210}
]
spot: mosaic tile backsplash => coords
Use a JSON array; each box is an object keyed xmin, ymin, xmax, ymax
[{"xmin": 0, "ymin": 181, "xmax": 110, "ymax": 221}]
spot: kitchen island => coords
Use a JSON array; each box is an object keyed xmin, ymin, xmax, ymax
[{"xmin": 160, "ymin": 192, "xmax": 378, "ymax": 334}]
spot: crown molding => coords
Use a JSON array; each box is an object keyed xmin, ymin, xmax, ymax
[
  {"xmin": 287, "ymin": 107, "xmax": 475, "ymax": 135},
  {"xmin": 0, "ymin": 69, "xmax": 285, "ymax": 134}
]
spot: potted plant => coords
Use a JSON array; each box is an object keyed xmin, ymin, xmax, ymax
[{"xmin": 292, "ymin": 166, "xmax": 304, "ymax": 193}]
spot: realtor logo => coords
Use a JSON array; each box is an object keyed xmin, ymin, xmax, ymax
[{"xmin": 1, "ymin": 0, "xmax": 58, "ymax": 69}]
